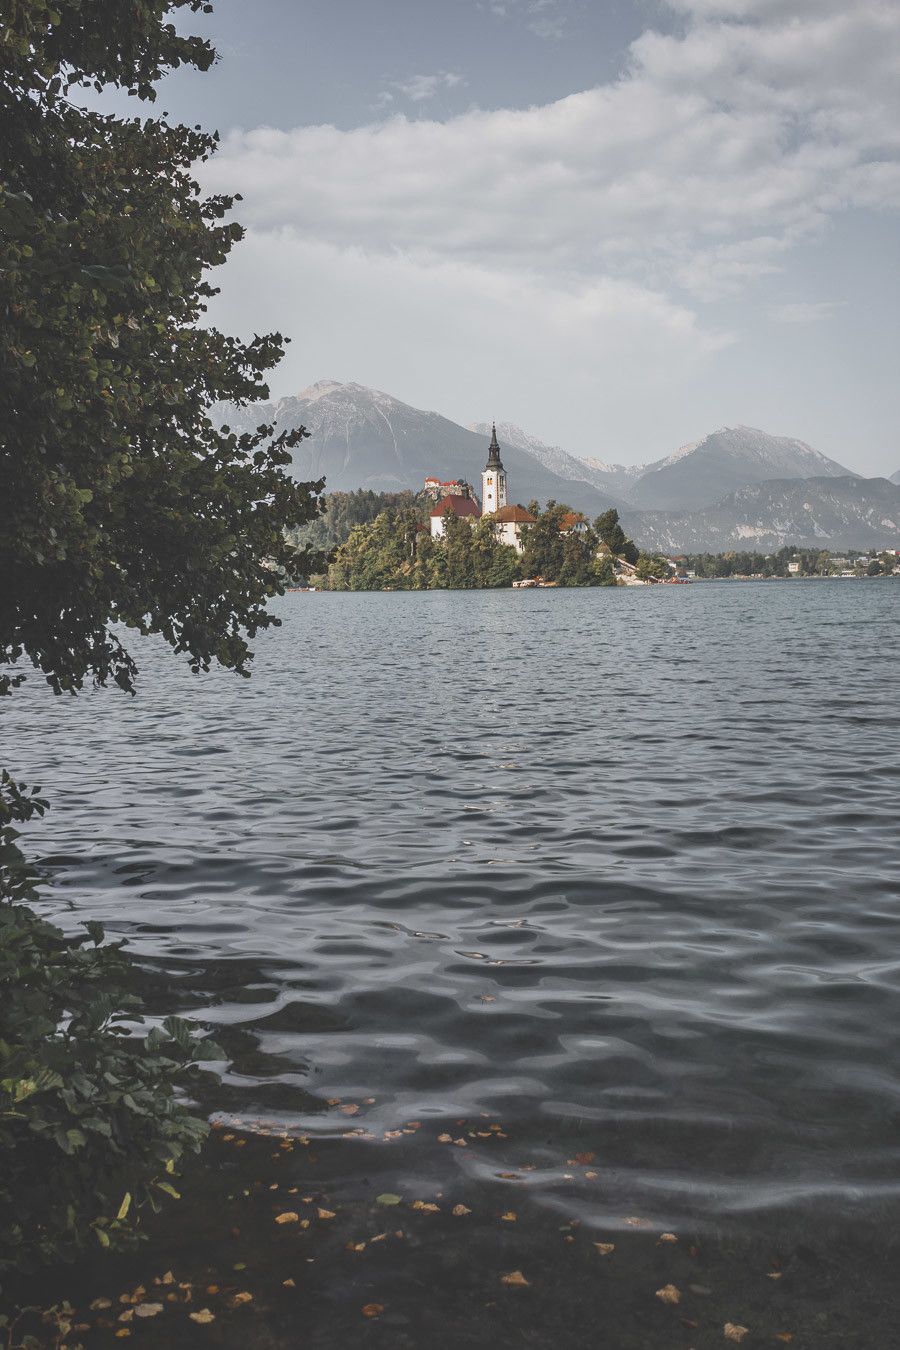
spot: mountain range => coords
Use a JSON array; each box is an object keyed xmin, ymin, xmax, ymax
[{"xmin": 217, "ymin": 381, "xmax": 900, "ymax": 552}]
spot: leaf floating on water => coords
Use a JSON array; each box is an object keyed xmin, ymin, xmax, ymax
[
  {"xmin": 501, "ymin": 1271, "xmax": 530, "ymax": 1287},
  {"xmin": 411, "ymin": 1200, "xmax": 440, "ymax": 1213},
  {"xmin": 283, "ymin": 1278, "xmax": 296, "ymax": 1288},
  {"xmin": 340, "ymin": 1104, "xmax": 359, "ymax": 1116},
  {"xmin": 775, "ymin": 1335, "xmax": 794, "ymax": 1344},
  {"xmin": 438, "ymin": 1133, "xmax": 453, "ymax": 1143},
  {"xmin": 572, "ymin": 1152, "xmax": 596, "ymax": 1165},
  {"xmin": 275, "ymin": 1212, "xmax": 299, "ymax": 1225},
  {"xmin": 498, "ymin": 1172, "xmax": 521, "ymax": 1180},
  {"xmin": 376, "ymin": 1192, "xmax": 402, "ymax": 1207},
  {"xmin": 189, "ymin": 1309, "xmax": 216, "ymax": 1325},
  {"xmin": 134, "ymin": 1304, "xmax": 164, "ymax": 1319},
  {"xmin": 501, "ymin": 1212, "xmax": 517, "ymax": 1222},
  {"xmin": 362, "ymin": 1303, "xmax": 385, "ymax": 1318},
  {"xmin": 91, "ymin": 1298, "xmax": 113, "ymax": 1310},
  {"xmin": 724, "ymin": 1324, "xmax": 750, "ymax": 1343},
  {"xmin": 624, "ymin": 1217, "xmax": 646, "ymax": 1227},
  {"xmin": 656, "ymin": 1285, "xmax": 681, "ymax": 1305},
  {"xmin": 594, "ymin": 1243, "xmax": 616, "ymax": 1256},
  {"xmin": 452, "ymin": 1204, "xmax": 472, "ymax": 1216},
  {"xmin": 658, "ymin": 1232, "xmax": 678, "ymax": 1243},
  {"xmin": 317, "ymin": 1208, "xmax": 336, "ymax": 1220},
  {"xmin": 228, "ymin": 1292, "xmax": 253, "ymax": 1308},
  {"xmin": 767, "ymin": 1272, "xmax": 783, "ymax": 1280}
]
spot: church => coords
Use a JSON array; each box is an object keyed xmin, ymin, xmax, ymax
[{"xmin": 428, "ymin": 425, "xmax": 537, "ymax": 552}]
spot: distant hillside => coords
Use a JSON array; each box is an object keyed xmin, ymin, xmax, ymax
[
  {"xmin": 624, "ymin": 477, "xmax": 900, "ymax": 553},
  {"xmin": 216, "ymin": 382, "xmax": 617, "ymax": 516},
  {"xmin": 891, "ymin": 469, "xmax": 900, "ymax": 486},
  {"xmin": 624, "ymin": 426, "xmax": 855, "ymax": 511}
]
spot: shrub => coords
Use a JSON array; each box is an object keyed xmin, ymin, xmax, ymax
[{"xmin": 0, "ymin": 773, "xmax": 223, "ymax": 1282}]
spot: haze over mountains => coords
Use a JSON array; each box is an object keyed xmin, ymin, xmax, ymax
[{"xmin": 219, "ymin": 381, "xmax": 900, "ymax": 552}]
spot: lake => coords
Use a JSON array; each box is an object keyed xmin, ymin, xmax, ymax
[{"xmin": 5, "ymin": 580, "xmax": 900, "ymax": 1346}]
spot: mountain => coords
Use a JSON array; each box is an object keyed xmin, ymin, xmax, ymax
[
  {"xmin": 623, "ymin": 426, "xmax": 855, "ymax": 511},
  {"xmin": 890, "ymin": 469, "xmax": 900, "ymax": 486},
  {"xmin": 470, "ymin": 421, "xmax": 628, "ymax": 503},
  {"xmin": 216, "ymin": 381, "xmax": 618, "ymax": 515},
  {"xmin": 624, "ymin": 476, "xmax": 900, "ymax": 554}
]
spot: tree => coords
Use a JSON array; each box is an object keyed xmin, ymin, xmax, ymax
[
  {"xmin": 594, "ymin": 508, "xmax": 639, "ymax": 565},
  {"xmin": 1, "ymin": 0, "xmax": 324, "ymax": 697},
  {"xmin": 0, "ymin": 0, "xmax": 324, "ymax": 1274},
  {"xmin": 635, "ymin": 553, "xmax": 669, "ymax": 581}
]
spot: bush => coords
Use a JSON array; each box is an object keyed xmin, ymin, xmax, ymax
[{"xmin": 0, "ymin": 773, "xmax": 223, "ymax": 1282}]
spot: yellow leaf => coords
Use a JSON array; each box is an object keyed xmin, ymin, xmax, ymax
[
  {"xmin": 117, "ymin": 1193, "xmax": 132, "ymax": 1221},
  {"xmin": 658, "ymin": 1232, "xmax": 678, "ymax": 1243},
  {"xmin": 411, "ymin": 1201, "xmax": 440, "ymax": 1213},
  {"xmin": 134, "ymin": 1304, "xmax": 163, "ymax": 1319},
  {"xmin": 594, "ymin": 1242, "xmax": 616, "ymax": 1256},
  {"xmin": 317, "ymin": 1208, "xmax": 336, "ymax": 1220},
  {"xmin": 724, "ymin": 1324, "xmax": 750, "ymax": 1343},
  {"xmin": 452, "ymin": 1205, "xmax": 472, "ymax": 1216},
  {"xmin": 501, "ymin": 1212, "xmax": 517, "ymax": 1222},
  {"xmin": 283, "ymin": 1278, "xmax": 296, "ymax": 1288},
  {"xmin": 227, "ymin": 1292, "xmax": 253, "ymax": 1308},
  {"xmin": 438, "ymin": 1133, "xmax": 453, "ymax": 1143},
  {"xmin": 362, "ymin": 1303, "xmax": 384, "ymax": 1318},
  {"xmin": 189, "ymin": 1309, "xmax": 216, "ymax": 1325},
  {"xmin": 656, "ymin": 1284, "xmax": 681, "ymax": 1305},
  {"xmin": 114, "ymin": 1331, "xmax": 131, "ymax": 1340},
  {"xmin": 775, "ymin": 1336, "xmax": 794, "ymax": 1344},
  {"xmin": 275, "ymin": 1211, "xmax": 299, "ymax": 1224},
  {"xmin": 90, "ymin": 1298, "xmax": 112, "ymax": 1310},
  {"xmin": 501, "ymin": 1270, "xmax": 530, "ymax": 1287}
]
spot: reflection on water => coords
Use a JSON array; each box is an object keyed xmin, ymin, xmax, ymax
[{"xmin": 5, "ymin": 581, "xmax": 900, "ymax": 1236}]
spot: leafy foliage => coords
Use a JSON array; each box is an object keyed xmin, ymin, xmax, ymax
[
  {"xmin": 324, "ymin": 500, "xmax": 627, "ymax": 589},
  {"xmin": 1, "ymin": 0, "xmax": 324, "ymax": 696},
  {"xmin": 0, "ymin": 773, "xmax": 224, "ymax": 1279}
]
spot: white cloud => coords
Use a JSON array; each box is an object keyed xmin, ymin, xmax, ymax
[
  {"xmin": 768, "ymin": 301, "xmax": 844, "ymax": 325},
  {"xmin": 485, "ymin": 0, "xmax": 570, "ymax": 40},
  {"xmin": 380, "ymin": 71, "xmax": 465, "ymax": 105},
  {"xmin": 207, "ymin": 2, "xmax": 900, "ymax": 300}
]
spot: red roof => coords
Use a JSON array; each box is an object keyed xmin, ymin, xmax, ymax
[
  {"xmin": 489, "ymin": 504, "xmax": 537, "ymax": 524},
  {"xmin": 560, "ymin": 511, "xmax": 586, "ymax": 530},
  {"xmin": 430, "ymin": 495, "xmax": 480, "ymax": 519}
]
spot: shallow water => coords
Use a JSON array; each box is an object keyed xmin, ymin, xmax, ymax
[{"xmin": 4, "ymin": 581, "xmax": 900, "ymax": 1245}]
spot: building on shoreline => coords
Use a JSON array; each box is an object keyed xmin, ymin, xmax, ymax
[{"xmin": 427, "ymin": 425, "xmax": 537, "ymax": 552}]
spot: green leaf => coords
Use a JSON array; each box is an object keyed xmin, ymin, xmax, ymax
[{"xmin": 117, "ymin": 1192, "xmax": 132, "ymax": 1221}]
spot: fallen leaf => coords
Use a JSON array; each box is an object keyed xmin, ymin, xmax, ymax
[
  {"xmin": 118, "ymin": 1311, "xmax": 134, "ymax": 1323},
  {"xmin": 411, "ymin": 1200, "xmax": 440, "ymax": 1213},
  {"xmin": 501, "ymin": 1271, "xmax": 530, "ymax": 1288},
  {"xmin": 438, "ymin": 1133, "xmax": 453, "ymax": 1143},
  {"xmin": 283, "ymin": 1278, "xmax": 296, "ymax": 1288},
  {"xmin": 362, "ymin": 1303, "xmax": 384, "ymax": 1318},
  {"xmin": 90, "ymin": 1299, "xmax": 113, "ymax": 1311},
  {"xmin": 659, "ymin": 1232, "xmax": 678, "ymax": 1243},
  {"xmin": 585, "ymin": 1170, "xmax": 599, "ymax": 1179},
  {"xmin": 767, "ymin": 1272, "xmax": 783, "ymax": 1281},
  {"xmin": 452, "ymin": 1204, "xmax": 472, "ymax": 1216},
  {"xmin": 498, "ymin": 1172, "xmax": 520, "ymax": 1180},
  {"xmin": 724, "ymin": 1325, "xmax": 749, "ymax": 1343},
  {"xmin": 134, "ymin": 1304, "xmax": 164, "ymax": 1319},
  {"xmin": 189, "ymin": 1309, "xmax": 216, "ymax": 1325},
  {"xmin": 340, "ymin": 1104, "xmax": 359, "ymax": 1116},
  {"xmin": 501, "ymin": 1212, "xmax": 517, "ymax": 1222},
  {"xmin": 370, "ymin": 1232, "xmax": 388, "ymax": 1242},
  {"xmin": 275, "ymin": 1212, "xmax": 299, "ymax": 1225},
  {"xmin": 317, "ymin": 1208, "xmax": 336, "ymax": 1220},
  {"xmin": 206, "ymin": 1285, "xmax": 219, "ymax": 1295},
  {"xmin": 656, "ymin": 1285, "xmax": 682, "ymax": 1306},
  {"xmin": 573, "ymin": 1152, "xmax": 596, "ymax": 1165},
  {"xmin": 114, "ymin": 1332, "xmax": 131, "ymax": 1340},
  {"xmin": 594, "ymin": 1242, "xmax": 616, "ymax": 1256},
  {"xmin": 347, "ymin": 1242, "xmax": 367, "ymax": 1252},
  {"xmin": 227, "ymin": 1292, "xmax": 253, "ymax": 1308},
  {"xmin": 775, "ymin": 1336, "xmax": 794, "ymax": 1345},
  {"xmin": 624, "ymin": 1216, "xmax": 646, "ymax": 1227}
]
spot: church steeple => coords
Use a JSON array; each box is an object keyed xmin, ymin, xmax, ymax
[
  {"xmin": 486, "ymin": 423, "xmax": 503, "ymax": 468},
  {"xmin": 481, "ymin": 423, "xmax": 508, "ymax": 516}
]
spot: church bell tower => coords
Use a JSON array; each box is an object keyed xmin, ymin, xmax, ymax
[{"xmin": 481, "ymin": 424, "xmax": 508, "ymax": 516}]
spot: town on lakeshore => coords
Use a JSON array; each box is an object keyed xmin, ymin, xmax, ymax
[{"xmin": 290, "ymin": 427, "xmax": 900, "ymax": 592}]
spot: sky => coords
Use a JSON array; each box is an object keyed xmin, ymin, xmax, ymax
[{"xmin": 98, "ymin": 0, "xmax": 900, "ymax": 472}]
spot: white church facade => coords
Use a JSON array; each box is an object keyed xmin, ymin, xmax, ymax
[{"xmin": 428, "ymin": 425, "xmax": 536, "ymax": 551}]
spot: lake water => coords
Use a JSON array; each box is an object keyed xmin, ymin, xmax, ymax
[{"xmin": 4, "ymin": 580, "xmax": 900, "ymax": 1343}]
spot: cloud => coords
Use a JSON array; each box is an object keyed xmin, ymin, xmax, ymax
[
  {"xmin": 207, "ymin": 1, "xmax": 900, "ymax": 301},
  {"xmin": 768, "ymin": 301, "xmax": 845, "ymax": 325},
  {"xmin": 379, "ymin": 71, "xmax": 465, "ymax": 106},
  {"xmin": 485, "ymin": 0, "xmax": 570, "ymax": 40}
]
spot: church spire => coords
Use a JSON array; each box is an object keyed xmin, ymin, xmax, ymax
[{"xmin": 486, "ymin": 422, "xmax": 503, "ymax": 468}]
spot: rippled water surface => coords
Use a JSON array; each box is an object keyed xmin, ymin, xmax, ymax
[{"xmin": 5, "ymin": 581, "xmax": 900, "ymax": 1239}]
